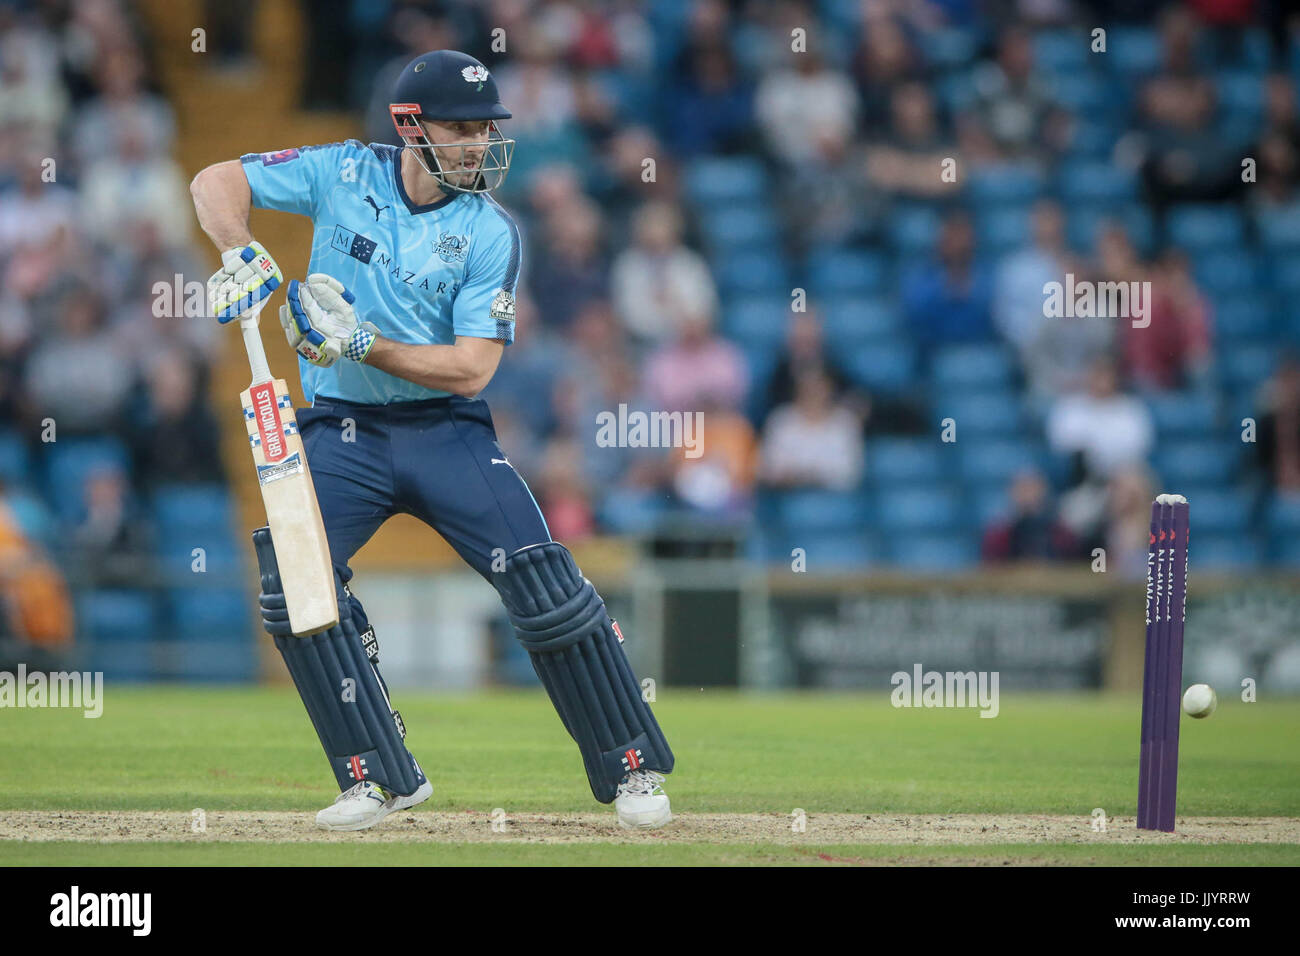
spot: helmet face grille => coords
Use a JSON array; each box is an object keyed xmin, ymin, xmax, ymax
[{"xmin": 389, "ymin": 104, "xmax": 514, "ymax": 194}]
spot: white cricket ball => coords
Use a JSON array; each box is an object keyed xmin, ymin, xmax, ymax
[{"xmin": 1182, "ymin": 683, "xmax": 1218, "ymax": 719}]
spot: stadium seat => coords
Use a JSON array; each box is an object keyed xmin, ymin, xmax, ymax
[
  {"xmin": 968, "ymin": 164, "xmax": 1045, "ymax": 206},
  {"xmin": 87, "ymin": 642, "xmax": 155, "ymax": 683},
  {"xmin": 875, "ymin": 486, "xmax": 964, "ymax": 532},
  {"xmin": 930, "ymin": 344, "xmax": 1016, "ymax": 390},
  {"xmin": 843, "ymin": 344, "xmax": 916, "ymax": 394},
  {"xmin": 1033, "ymin": 29, "xmax": 1090, "ymax": 74},
  {"xmin": 1153, "ymin": 440, "xmax": 1241, "ymax": 486},
  {"xmin": 687, "ymin": 157, "xmax": 768, "ymax": 207},
  {"xmin": 806, "ymin": 249, "xmax": 889, "ymax": 295},
  {"xmin": 1268, "ymin": 534, "xmax": 1300, "ymax": 568},
  {"xmin": 1067, "ymin": 206, "xmax": 1154, "ymax": 255},
  {"xmin": 0, "ymin": 428, "xmax": 31, "ymax": 484},
  {"xmin": 1192, "ymin": 534, "xmax": 1263, "ymax": 570},
  {"xmin": 1256, "ymin": 202, "xmax": 1300, "ymax": 251},
  {"xmin": 970, "ymin": 485, "xmax": 1011, "ymax": 526},
  {"xmin": 1180, "ymin": 488, "xmax": 1252, "ymax": 535},
  {"xmin": 1144, "ymin": 391, "xmax": 1219, "ymax": 436},
  {"xmin": 1213, "ymin": 295, "xmax": 1275, "ymax": 343},
  {"xmin": 1192, "ymin": 251, "xmax": 1256, "ymax": 297},
  {"xmin": 1058, "ymin": 161, "xmax": 1138, "ymax": 208},
  {"xmin": 779, "ymin": 490, "xmax": 867, "ymax": 533},
  {"xmin": 168, "ymin": 587, "xmax": 252, "ymax": 642},
  {"xmin": 976, "ymin": 205, "xmax": 1034, "ymax": 256},
  {"xmin": 1067, "ymin": 119, "xmax": 1120, "ymax": 158},
  {"xmin": 958, "ymin": 439, "xmax": 1044, "ymax": 485},
  {"xmin": 715, "ymin": 251, "xmax": 789, "ymax": 294},
  {"xmin": 165, "ymin": 638, "xmax": 259, "ymax": 683},
  {"xmin": 867, "ymin": 438, "xmax": 948, "ymax": 484},
  {"xmin": 152, "ymin": 484, "xmax": 234, "ymax": 537},
  {"xmin": 724, "ymin": 297, "xmax": 790, "ymax": 347},
  {"xmin": 42, "ymin": 437, "xmax": 131, "ymax": 522},
  {"xmin": 933, "ymin": 389, "xmax": 1025, "ymax": 435},
  {"xmin": 1107, "ymin": 27, "xmax": 1163, "ymax": 75},
  {"xmin": 821, "ymin": 297, "xmax": 901, "ymax": 344},
  {"xmin": 1168, "ymin": 204, "xmax": 1246, "ymax": 251},
  {"xmin": 79, "ymin": 589, "xmax": 157, "ymax": 643},
  {"xmin": 1051, "ymin": 72, "xmax": 1109, "ymax": 113},
  {"xmin": 887, "ymin": 533, "xmax": 980, "ymax": 570},
  {"xmin": 1267, "ymin": 493, "xmax": 1300, "ymax": 531},
  {"xmin": 918, "ymin": 27, "xmax": 978, "ymax": 69},
  {"xmin": 803, "ymin": 530, "xmax": 878, "ymax": 569},
  {"xmin": 889, "ymin": 204, "xmax": 942, "ymax": 256},
  {"xmin": 1220, "ymin": 345, "xmax": 1277, "ymax": 390},
  {"xmin": 596, "ymin": 489, "xmax": 666, "ymax": 535},
  {"xmin": 699, "ymin": 206, "xmax": 780, "ymax": 251},
  {"xmin": 1214, "ymin": 71, "xmax": 1265, "ymax": 124}
]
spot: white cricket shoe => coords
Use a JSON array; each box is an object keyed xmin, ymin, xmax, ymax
[
  {"xmin": 315, "ymin": 779, "xmax": 433, "ymax": 831},
  {"xmin": 614, "ymin": 770, "xmax": 672, "ymax": 828}
]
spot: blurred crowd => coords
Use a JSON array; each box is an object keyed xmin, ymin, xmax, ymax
[{"xmin": 2, "ymin": 0, "xmax": 1300, "ymax": 656}]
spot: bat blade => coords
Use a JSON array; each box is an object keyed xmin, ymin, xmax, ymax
[{"xmin": 241, "ymin": 378, "xmax": 338, "ymax": 635}]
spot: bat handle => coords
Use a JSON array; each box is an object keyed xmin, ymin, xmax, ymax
[{"xmin": 240, "ymin": 300, "xmax": 273, "ymax": 386}]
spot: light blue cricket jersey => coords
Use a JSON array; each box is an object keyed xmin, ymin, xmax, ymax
[{"xmin": 240, "ymin": 140, "xmax": 520, "ymax": 404}]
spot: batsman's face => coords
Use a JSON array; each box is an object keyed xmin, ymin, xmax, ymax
[{"xmin": 418, "ymin": 119, "xmax": 492, "ymax": 188}]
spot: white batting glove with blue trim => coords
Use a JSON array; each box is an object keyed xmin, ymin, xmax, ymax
[
  {"xmin": 207, "ymin": 240, "xmax": 283, "ymax": 322},
  {"xmin": 278, "ymin": 273, "xmax": 378, "ymax": 368}
]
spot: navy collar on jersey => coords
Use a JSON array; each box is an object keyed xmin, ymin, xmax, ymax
[{"xmin": 391, "ymin": 148, "xmax": 459, "ymax": 215}]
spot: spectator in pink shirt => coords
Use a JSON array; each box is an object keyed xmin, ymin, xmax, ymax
[{"xmin": 643, "ymin": 307, "xmax": 747, "ymax": 413}]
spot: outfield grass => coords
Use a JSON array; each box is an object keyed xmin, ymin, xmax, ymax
[{"xmin": 2, "ymin": 687, "xmax": 1297, "ymax": 864}]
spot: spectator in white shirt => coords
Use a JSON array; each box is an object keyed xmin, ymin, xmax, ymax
[
  {"xmin": 1048, "ymin": 357, "xmax": 1154, "ymax": 486},
  {"xmin": 611, "ymin": 201, "xmax": 717, "ymax": 344},
  {"xmin": 760, "ymin": 369, "xmax": 864, "ymax": 491}
]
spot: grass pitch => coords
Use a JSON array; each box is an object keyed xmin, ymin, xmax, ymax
[{"xmin": 2, "ymin": 688, "xmax": 1297, "ymax": 865}]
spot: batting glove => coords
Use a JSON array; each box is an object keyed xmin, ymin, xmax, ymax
[
  {"xmin": 279, "ymin": 273, "xmax": 379, "ymax": 368},
  {"xmin": 207, "ymin": 240, "xmax": 283, "ymax": 322}
]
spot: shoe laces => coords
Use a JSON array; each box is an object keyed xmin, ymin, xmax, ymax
[
  {"xmin": 617, "ymin": 769, "xmax": 665, "ymax": 796},
  {"xmin": 335, "ymin": 780, "xmax": 374, "ymax": 803}
]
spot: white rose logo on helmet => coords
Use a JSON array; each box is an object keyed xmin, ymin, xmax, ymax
[{"xmin": 461, "ymin": 65, "xmax": 489, "ymax": 90}]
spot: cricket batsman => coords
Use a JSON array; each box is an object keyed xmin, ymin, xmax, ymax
[{"xmin": 190, "ymin": 50, "xmax": 673, "ymax": 830}]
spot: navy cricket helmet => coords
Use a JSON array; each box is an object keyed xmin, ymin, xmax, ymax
[{"xmin": 389, "ymin": 50, "xmax": 514, "ymax": 194}]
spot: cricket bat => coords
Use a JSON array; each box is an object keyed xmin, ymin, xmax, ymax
[{"xmin": 238, "ymin": 300, "xmax": 339, "ymax": 635}]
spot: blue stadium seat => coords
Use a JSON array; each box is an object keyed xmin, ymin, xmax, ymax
[
  {"xmin": 687, "ymin": 157, "xmax": 767, "ymax": 206},
  {"xmin": 930, "ymin": 344, "xmax": 1016, "ymax": 390},
  {"xmin": 875, "ymin": 486, "xmax": 964, "ymax": 532},
  {"xmin": 1067, "ymin": 120, "xmax": 1120, "ymax": 158},
  {"xmin": 168, "ymin": 587, "xmax": 251, "ymax": 641},
  {"xmin": 699, "ymin": 206, "xmax": 780, "ymax": 251},
  {"xmin": 724, "ymin": 297, "xmax": 790, "ymax": 346},
  {"xmin": 167, "ymin": 638, "xmax": 259, "ymax": 683},
  {"xmin": 806, "ymin": 250, "xmax": 888, "ymax": 295},
  {"xmin": 843, "ymin": 344, "xmax": 916, "ymax": 394},
  {"xmin": 1193, "ymin": 251, "xmax": 1257, "ymax": 297},
  {"xmin": 0, "ymin": 428, "xmax": 30, "ymax": 484},
  {"xmin": 889, "ymin": 204, "xmax": 942, "ymax": 256},
  {"xmin": 1144, "ymin": 391, "xmax": 1219, "ymax": 436},
  {"xmin": 715, "ymin": 252, "xmax": 789, "ymax": 294},
  {"xmin": 934, "ymin": 389, "xmax": 1025, "ymax": 435},
  {"xmin": 1269, "ymin": 534, "xmax": 1300, "ymax": 568},
  {"xmin": 1153, "ymin": 440, "xmax": 1240, "ymax": 485},
  {"xmin": 1181, "ymin": 488, "xmax": 1252, "ymax": 535},
  {"xmin": 1256, "ymin": 202, "xmax": 1300, "ymax": 251},
  {"xmin": 43, "ymin": 437, "xmax": 130, "ymax": 522},
  {"xmin": 1220, "ymin": 345, "xmax": 1277, "ymax": 390},
  {"xmin": 868, "ymin": 438, "xmax": 948, "ymax": 484},
  {"xmin": 821, "ymin": 297, "xmax": 900, "ymax": 344},
  {"xmin": 1058, "ymin": 161, "xmax": 1138, "ymax": 207},
  {"xmin": 1051, "ymin": 72, "xmax": 1109, "ymax": 113},
  {"xmin": 779, "ymin": 490, "xmax": 867, "ymax": 533},
  {"xmin": 971, "ymin": 485, "xmax": 1010, "ymax": 526},
  {"xmin": 1192, "ymin": 534, "xmax": 1263, "ymax": 570},
  {"xmin": 87, "ymin": 642, "xmax": 156, "ymax": 682},
  {"xmin": 803, "ymin": 530, "xmax": 878, "ymax": 569},
  {"xmin": 1107, "ymin": 27, "xmax": 1162, "ymax": 75},
  {"xmin": 1067, "ymin": 206, "xmax": 1154, "ymax": 255},
  {"xmin": 1267, "ymin": 493, "xmax": 1300, "ymax": 531},
  {"xmin": 968, "ymin": 165, "xmax": 1045, "ymax": 206},
  {"xmin": 1168, "ymin": 204, "xmax": 1246, "ymax": 250},
  {"xmin": 1215, "ymin": 71, "xmax": 1264, "ymax": 122},
  {"xmin": 918, "ymin": 27, "xmax": 978, "ymax": 69},
  {"xmin": 959, "ymin": 439, "xmax": 1044, "ymax": 485},
  {"xmin": 79, "ymin": 590, "xmax": 156, "ymax": 643},
  {"xmin": 152, "ymin": 484, "xmax": 234, "ymax": 537},
  {"xmin": 1033, "ymin": 29, "xmax": 1090, "ymax": 73},
  {"xmin": 597, "ymin": 489, "xmax": 666, "ymax": 535},
  {"xmin": 887, "ymin": 533, "xmax": 979, "ymax": 570},
  {"xmin": 1214, "ymin": 295, "xmax": 1275, "ymax": 342},
  {"xmin": 976, "ymin": 205, "xmax": 1033, "ymax": 255},
  {"xmin": 1271, "ymin": 253, "xmax": 1300, "ymax": 295}
]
